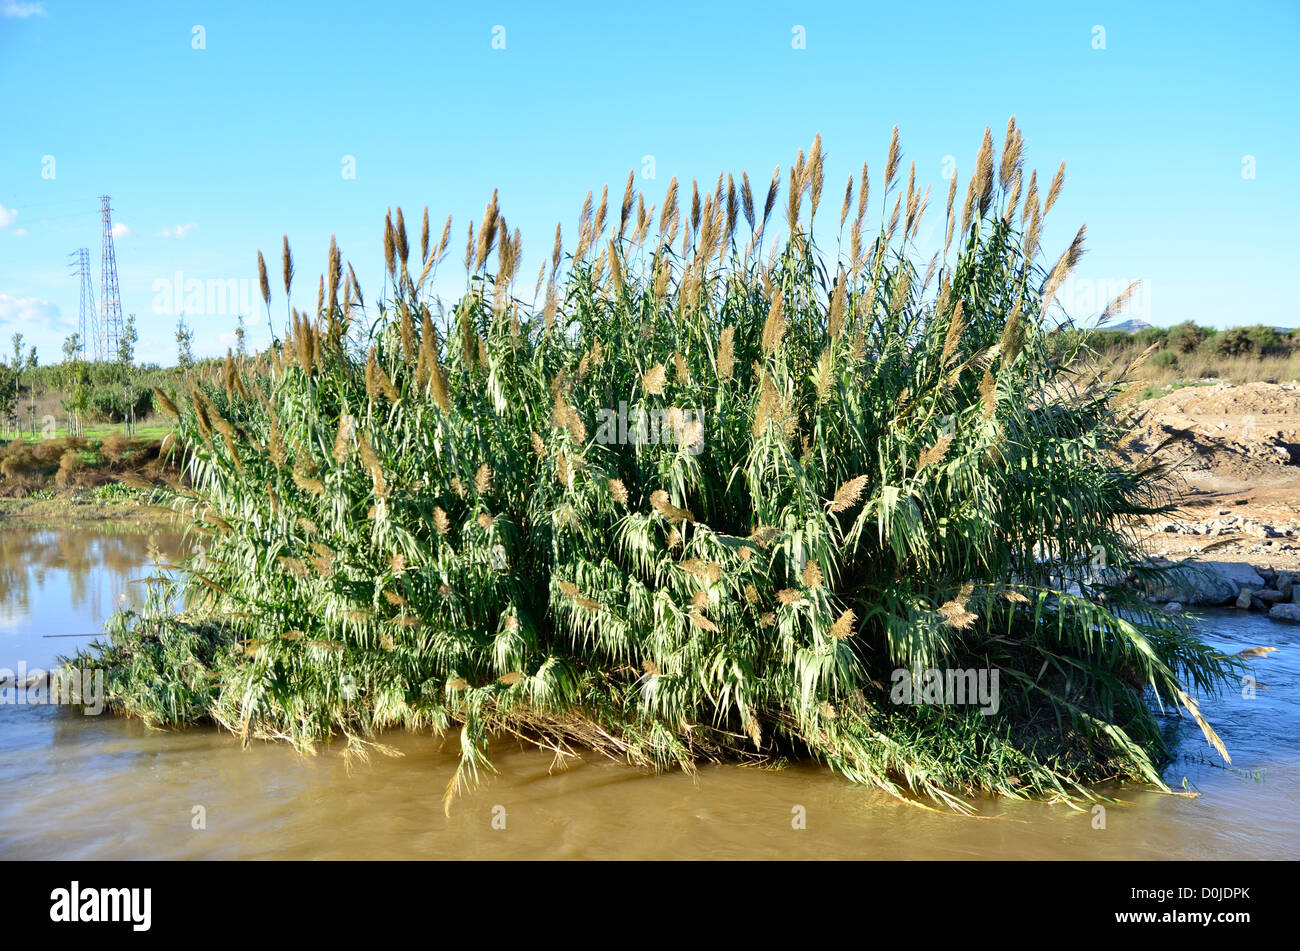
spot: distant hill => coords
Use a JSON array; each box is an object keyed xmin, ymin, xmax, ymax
[{"xmin": 1109, "ymin": 318, "xmax": 1153, "ymax": 333}]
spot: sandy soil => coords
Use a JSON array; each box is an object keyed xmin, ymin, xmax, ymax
[{"xmin": 1125, "ymin": 381, "xmax": 1300, "ymax": 570}]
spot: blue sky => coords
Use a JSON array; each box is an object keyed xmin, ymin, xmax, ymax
[{"xmin": 1, "ymin": 0, "xmax": 1297, "ymax": 365}]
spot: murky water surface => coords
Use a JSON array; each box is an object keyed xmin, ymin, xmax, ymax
[{"xmin": 1, "ymin": 521, "xmax": 1296, "ymax": 859}]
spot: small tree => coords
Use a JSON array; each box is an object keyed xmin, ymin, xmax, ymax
[
  {"xmin": 118, "ymin": 314, "xmax": 138, "ymax": 367},
  {"xmin": 176, "ymin": 316, "xmax": 195, "ymax": 371}
]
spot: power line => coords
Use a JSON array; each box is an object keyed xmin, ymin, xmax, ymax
[
  {"xmin": 66, "ymin": 248, "xmax": 98, "ymax": 359},
  {"xmin": 99, "ymin": 195, "xmax": 124, "ymax": 361}
]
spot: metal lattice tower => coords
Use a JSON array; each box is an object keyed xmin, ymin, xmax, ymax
[
  {"xmin": 68, "ymin": 248, "xmax": 98, "ymax": 360},
  {"xmin": 99, "ymin": 195, "xmax": 124, "ymax": 361}
]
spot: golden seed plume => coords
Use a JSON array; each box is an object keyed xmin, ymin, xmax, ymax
[
  {"xmin": 761, "ymin": 289, "xmax": 786, "ymax": 355},
  {"xmin": 829, "ymin": 475, "xmax": 869, "ymax": 513},
  {"xmin": 642, "ymin": 364, "xmax": 667, "ymax": 396},
  {"xmin": 1043, "ymin": 161, "xmax": 1066, "ymax": 217},
  {"xmin": 917, "ymin": 434, "xmax": 953, "ymax": 472},
  {"xmin": 763, "ymin": 166, "xmax": 780, "ymax": 225},
  {"xmin": 282, "ymin": 235, "xmax": 294, "ymax": 296},
  {"xmin": 257, "ymin": 251, "xmax": 270, "ymax": 306},
  {"xmin": 884, "ymin": 125, "xmax": 901, "ymax": 191},
  {"xmin": 829, "ymin": 609, "xmax": 856, "ymax": 640},
  {"xmin": 717, "ymin": 326, "xmax": 735, "ymax": 381}
]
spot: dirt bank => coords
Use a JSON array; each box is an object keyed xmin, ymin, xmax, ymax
[{"xmin": 1127, "ymin": 381, "xmax": 1300, "ymax": 570}]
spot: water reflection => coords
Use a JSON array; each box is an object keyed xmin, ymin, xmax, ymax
[
  {"xmin": 0, "ymin": 522, "xmax": 185, "ymax": 670},
  {"xmin": 0, "ymin": 522, "xmax": 1295, "ymax": 859}
]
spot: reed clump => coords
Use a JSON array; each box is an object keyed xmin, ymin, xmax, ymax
[{"xmin": 75, "ymin": 121, "xmax": 1239, "ymax": 811}]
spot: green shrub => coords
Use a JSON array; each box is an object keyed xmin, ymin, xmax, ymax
[{"xmin": 76, "ymin": 125, "xmax": 1237, "ymax": 810}]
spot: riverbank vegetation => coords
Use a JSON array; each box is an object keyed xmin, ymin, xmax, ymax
[
  {"xmin": 72, "ymin": 122, "xmax": 1240, "ymax": 811},
  {"xmin": 1058, "ymin": 323, "xmax": 1300, "ymax": 389}
]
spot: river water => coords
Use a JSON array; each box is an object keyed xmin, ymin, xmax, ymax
[{"xmin": 1, "ymin": 521, "xmax": 1296, "ymax": 859}]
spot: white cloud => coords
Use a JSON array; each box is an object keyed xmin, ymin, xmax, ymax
[
  {"xmin": 0, "ymin": 203, "xmax": 17, "ymax": 230},
  {"xmin": 0, "ymin": 294, "xmax": 64, "ymax": 329},
  {"xmin": 110, "ymin": 222, "xmax": 130, "ymax": 239},
  {"xmin": 12, "ymin": 228, "xmax": 26, "ymax": 236},
  {"xmin": 2, "ymin": 2, "xmax": 46, "ymax": 18},
  {"xmin": 159, "ymin": 223, "xmax": 199, "ymax": 239}
]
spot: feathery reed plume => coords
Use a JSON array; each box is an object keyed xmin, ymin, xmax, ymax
[
  {"xmin": 281, "ymin": 235, "xmax": 294, "ymax": 297},
  {"xmin": 660, "ymin": 177, "xmax": 678, "ymax": 234},
  {"xmin": 594, "ymin": 184, "xmax": 609, "ymax": 239},
  {"xmin": 979, "ymin": 368, "xmax": 997, "ymax": 418},
  {"xmin": 650, "ymin": 489, "xmax": 694, "ymax": 523},
  {"xmin": 762, "ymin": 167, "xmax": 780, "ymax": 226},
  {"xmin": 999, "ymin": 115, "xmax": 1023, "ymax": 191},
  {"xmin": 475, "ymin": 193, "xmax": 500, "ymax": 271},
  {"xmin": 829, "ymin": 609, "xmax": 856, "ymax": 639},
  {"xmin": 808, "ymin": 133, "xmax": 825, "ymax": 221},
  {"xmin": 619, "ymin": 169, "xmax": 635, "ymax": 238},
  {"xmin": 384, "ymin": 209, "xmax": 397, "ymax": 278},
  {"xmin": 421, "ymin": 206, "xmax": 430, "ymax": 263},
  {"xmin": 856, "ymin": 161, "xmax": 870, "ymax": 223},
  {"xmin": 740, "ymin": 171, "xmax": 755, "ymax": 230},
  {"xmin": 1002, "ymin": 171, "xmax": 1022, "ymax": 224},
  {"xmin": 725, "ymin": 173, "xmax": 738, "ymax": 246},
  {"xmin": 327, "ymin": 234, "xmax": 341, "ymax": 317},
  {"xmin": 884, "ymin": 125, "xmax": 901, "ymax": 192},
  {"xmin": 761, "ymin": 289, "xmax": 786, "ymax": 355},
  {"xmin": 942, "ymin": 300, "xmax": 965, "ymax": 366},
  {"xmin": 840, "ymin": 175, "xmax": 854, "ymax": 229},
  {"xmin": 1099, "ymin": 280, "xmax": 1142, "ymax": 324},
  {"xmin": 257, "ymin": 252, "xmax": 271, "ymax": 309},
  {"xmin": 474, "ymin": 462, "xmax": 493, "ymax": 495},
  {"xmin": 827, "ymin": 272, "xmax": 847, "ymax": 339},
  {"xmin": 829, "ymin": 474, "xmax": 869, "ymax": 513},
  {"xmin": 433, "ymin": 507, "xmax": 450, "ymax": 536},
  {"xmin": 1020, "ymin": 169, "xmax": 1039, "ymax": 227},
  {"xmin": 1039, "ymin": 224, "xmax": 1087, "ymax": 308},
  {"xmin": 153, "ymin": 387, "xmax": 180, "ymax": 418},
  {"xmin": 1043, "ymin": 161, "xmax": 1066, "ymax": 217},
  {"xmin": 917, "ymin": 434, "xmax": 953, "ymax": 472},
  {"xmin": 973, "ymin": 126, "xmax": 995, "ymax": 218},
  {"xmin": 641, "ymin": 364, "xmax": 667, "ymax": 396},
  {"xmin": 717, "ymin": 326, "xmax": 736, "ymax": 381},
  {"xmin": 394, "ymin": 208, "xmax": 410, "ymax": 278},
  {"xmin": 332, "ymin": 413, "xmax": 353, "ymax": 463}
]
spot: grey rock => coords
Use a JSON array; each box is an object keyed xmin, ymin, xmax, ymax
[
  {"xmin": 1237, "ymin": 589, "xmax": 1254, "ymax": 610},
  {"xmin": 1269, "ymin": 603, "xmax": 1300, "ymax": 623},
  {"xmin": 1257, "ymin": 589, "xmax": 1286, "ymax": 603},
  {"xmin": 1142, "ymin": 561, "xmax": 1265, "ymax": 606},
  {"xmin": 1163, "ymin": 602, "xmax": 1184, "ymax": 613}
]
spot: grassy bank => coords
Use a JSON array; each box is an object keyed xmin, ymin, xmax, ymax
[
  {"xmin": 74, "ymin": 122, "xmax": 1239, "ymax": 811},
  {"xmin": 0, "ymin": 431, "xmax": 180, "ymax": 499},
  {"xmin": 0, "ymin": 490, "xmax": 178, "ymax": 525}
]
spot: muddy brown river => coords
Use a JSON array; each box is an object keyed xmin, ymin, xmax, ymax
[{"xmin": 1, "ymin": 521, "xmax": 1296, "ymax": 859}]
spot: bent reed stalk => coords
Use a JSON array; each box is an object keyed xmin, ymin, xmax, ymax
[{"xmin": 73, "ymin": 121, "xmax": 1240, "ymax": 812}]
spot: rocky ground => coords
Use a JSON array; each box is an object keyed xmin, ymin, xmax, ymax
[{"xmin": 1123, "ymin": 381, "xmax": 1300, "ymax": 620}]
